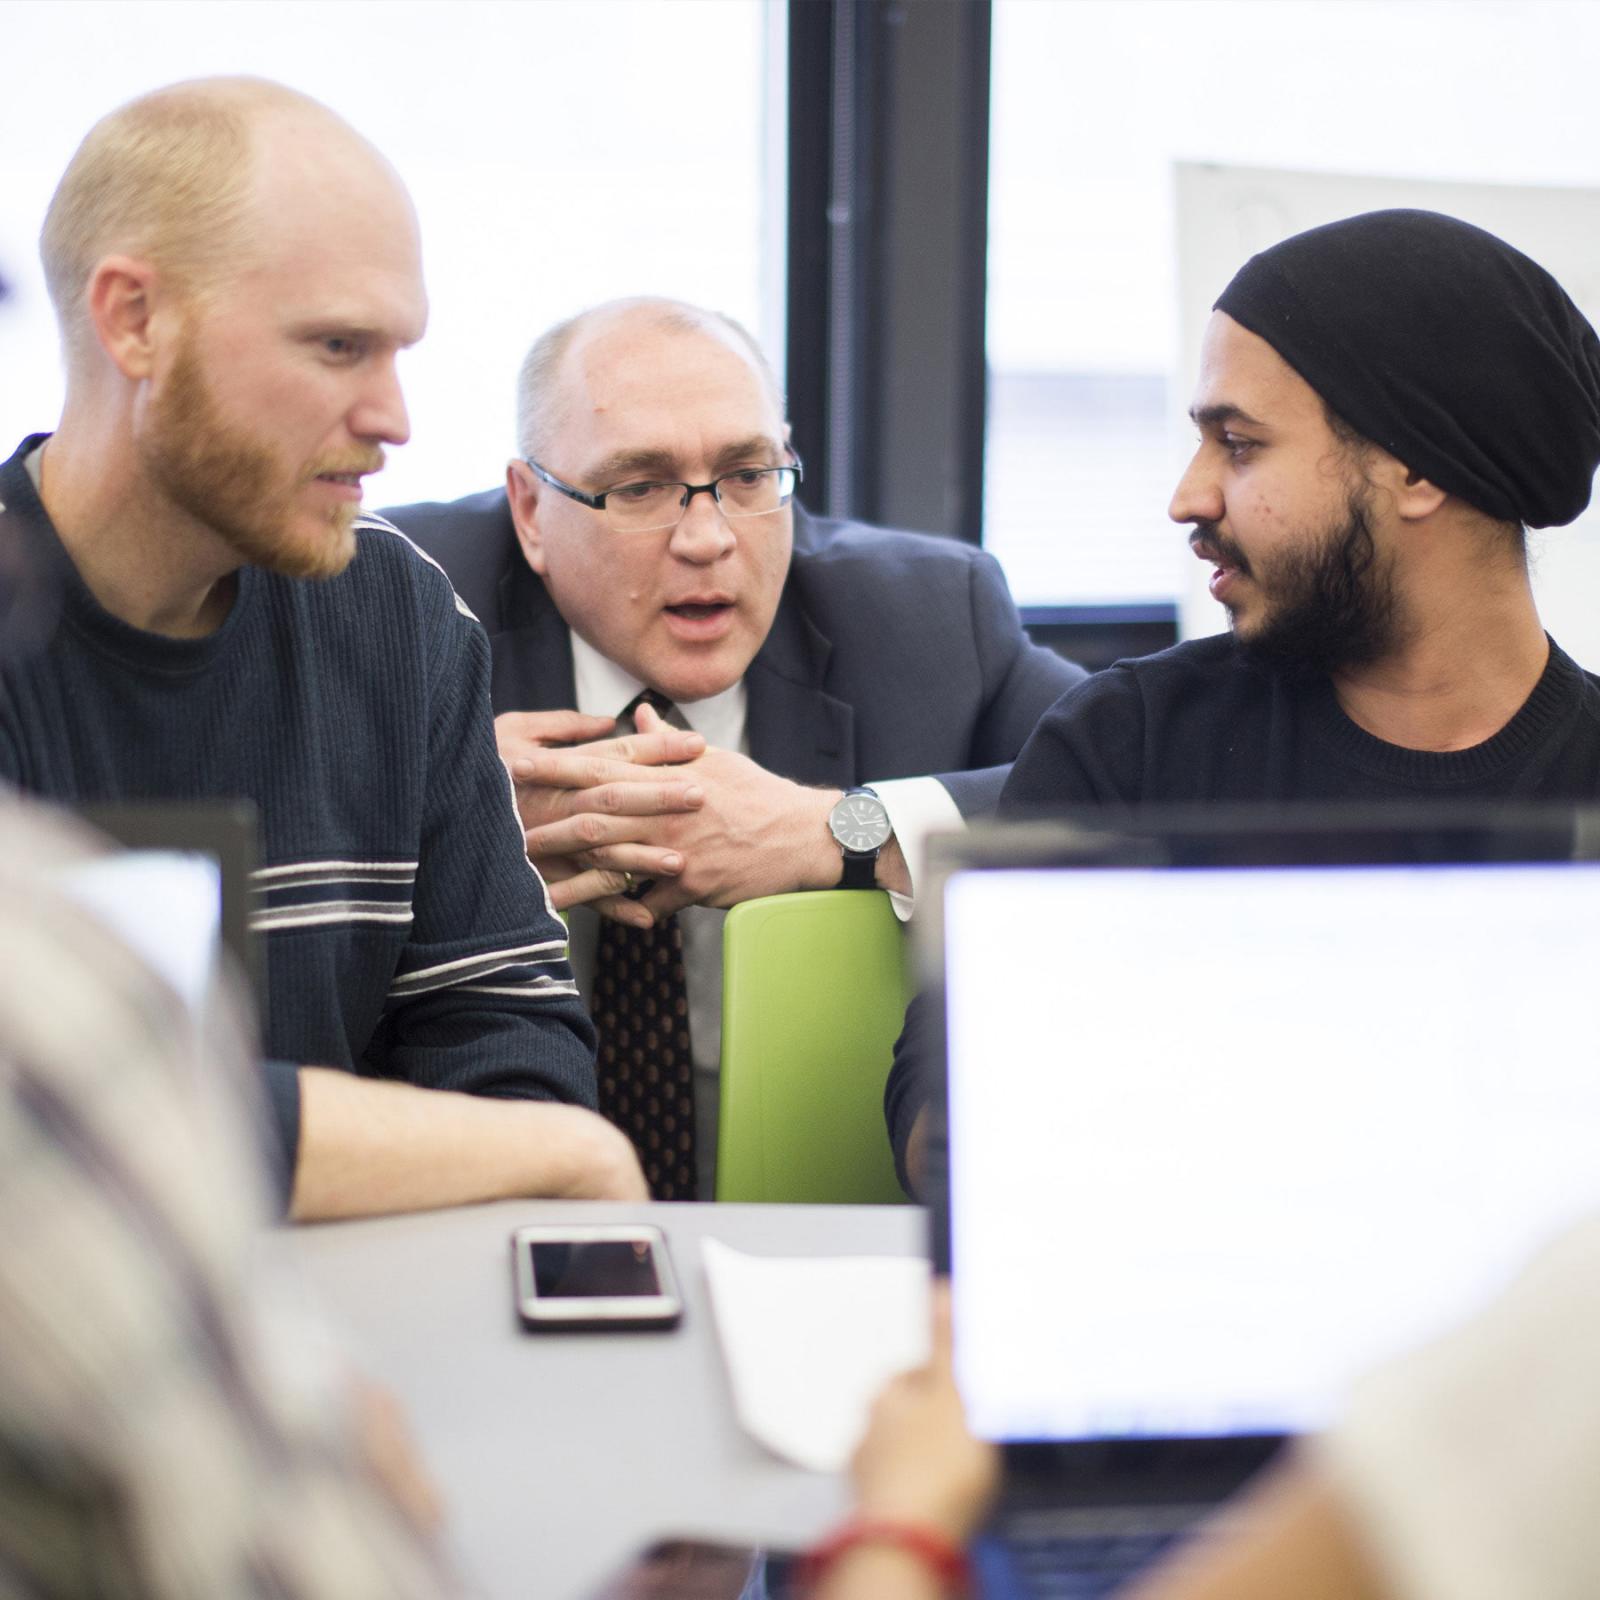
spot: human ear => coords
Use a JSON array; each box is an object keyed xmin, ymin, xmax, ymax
[
  {"xmin": 1391, "ymin": 466, "xmax": 1449, "ymax": 523},
  {"xmin": 505, "ymin": 460, "xmax": 549, "ymax": 575},
  {"xmin": 86, "ymin": 256, "xmax": 162, "ymax": 379},
  {"xmin": 1361, "ymin": 446, "xmax": 1448, "ymax": 523}
]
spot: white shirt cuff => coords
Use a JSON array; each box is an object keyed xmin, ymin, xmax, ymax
[{"xmin": 867, "ymin": 776, "xmax": 964, "ymax": 921}]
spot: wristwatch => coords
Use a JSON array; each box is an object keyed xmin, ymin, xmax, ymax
[{"xmin": 828, "ymin": 786, "xmax": 893, "ymax": 889}]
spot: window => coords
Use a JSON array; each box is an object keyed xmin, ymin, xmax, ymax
[
  {"xmin": 0, "ymin": 0, "xmax": 783, "ymax": 507},
  {"xmin": 985, "ymin": 0, "xmax": 1600, "ymax": 624}
]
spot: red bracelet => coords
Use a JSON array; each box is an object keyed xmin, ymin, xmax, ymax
[{"xmin": 797, "ymin": 1517, "xmax": 971, "ymax": 1595}]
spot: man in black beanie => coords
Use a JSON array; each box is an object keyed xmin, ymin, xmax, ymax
[
  {"xmin": 997, "ymin": 208, "xmax": 1600, "ymax": 814},
  {"xmin": 888, "ymin": 209, "xmax": 1600, "ymax": 1193}
]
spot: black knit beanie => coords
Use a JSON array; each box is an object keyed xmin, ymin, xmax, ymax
[{"xmin": 1215, "ymin": 209, "xmax": 1600, "ymax": 529}]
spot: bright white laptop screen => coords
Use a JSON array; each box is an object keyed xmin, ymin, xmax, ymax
[
  {"xmin": 56, "ymin": 851, "xmax": 223, "ymax": 1016},
  {"xmin": 946, "ymin": 861, "xmax": 1600, "ymax": 1443}
]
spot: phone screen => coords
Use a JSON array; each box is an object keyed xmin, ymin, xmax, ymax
[{"xmin": 530, "ymin": 1238, "xmax": 661, "ymax": 1299}]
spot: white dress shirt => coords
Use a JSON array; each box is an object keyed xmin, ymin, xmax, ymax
[{"xmin": 565, "ymin": 632, "xmax": 960, "ymax": 1195}]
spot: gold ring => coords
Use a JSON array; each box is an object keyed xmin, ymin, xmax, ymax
[{"xmin": 621, "ymin": 871, "xmax": 636, "ymax": 892}]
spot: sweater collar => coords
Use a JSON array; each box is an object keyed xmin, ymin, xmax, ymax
[
  {"xmin": 2, "ymin": 433, "xmax": 260, "ymax": 677},
  {"xmin": 1299, "ymin": 638, "xmax": 1584, "ymax": 785}
]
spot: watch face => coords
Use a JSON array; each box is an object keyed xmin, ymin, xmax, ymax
[{"xmin": 830, "ymin": 791, "xmax": 893, "ymax": 853}]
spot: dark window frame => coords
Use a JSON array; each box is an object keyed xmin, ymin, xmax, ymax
[{"xmin": 784, "ymin": 0, "xmax": 1172, "ymax": 669}]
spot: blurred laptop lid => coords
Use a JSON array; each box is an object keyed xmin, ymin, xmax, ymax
[
  {"xmin": 73, "ymin": 800, "xmax": 261, "ymax": 1006},
  {"xmin": 926, "ymin": 804, "xmax": 1600, "ymax": 1486}
]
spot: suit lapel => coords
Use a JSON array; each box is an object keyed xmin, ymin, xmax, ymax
[
  {"xmin": 490, "ymin": 561, "xmax": 577, "ymax": 713},
  {"xmin": 746, "ymin": 585, "xmax": 857, "ymax": 788}
]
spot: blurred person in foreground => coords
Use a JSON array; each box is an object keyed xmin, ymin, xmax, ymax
[
  {"xmin": 889, "ymin": 210, "xmax": 1600, "ymax": 1195},
  {"xmin": 0, "ymin": 76, "xmax": 643, "ymax": 1219},
  {"xmin": 0, "ymin": 797, "xmax": 458, "ymax": 1595}
]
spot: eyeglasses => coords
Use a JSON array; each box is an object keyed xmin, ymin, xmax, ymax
[{"xmin": 523, "ymin": 454, "xmax": 804, "ymax": 534}]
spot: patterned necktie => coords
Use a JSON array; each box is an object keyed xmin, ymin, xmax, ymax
[{"xmin": 590, "ymin": 690, "xmax": 697, "ymax": 1200}]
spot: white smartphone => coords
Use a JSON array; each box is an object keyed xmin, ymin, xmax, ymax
[{"xmin": 510, "ymin": 1223, "xmax": 683, "ymax": 1331}]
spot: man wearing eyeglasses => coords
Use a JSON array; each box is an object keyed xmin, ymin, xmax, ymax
[{"xmin": 389, "ymin": 296, "xmax": 1084, "ymax": 1196}]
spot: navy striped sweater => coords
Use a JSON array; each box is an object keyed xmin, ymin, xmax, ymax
[{"xmin": 0, "ymin": 436, "xmax": 597, "ymax": 1194}]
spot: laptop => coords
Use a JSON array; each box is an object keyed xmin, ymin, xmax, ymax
[
  {"xmin": 923, "ymin": 804, "xmax": 1600, "ymax": 1598},
  {"xmin": 74, "ymin": 799, "xmax": 263, "ymax": 1006}
]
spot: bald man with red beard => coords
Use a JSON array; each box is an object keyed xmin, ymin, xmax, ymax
[{"xmin": 0, "ymin": 76, "xmax": 644, "ymax": 1218}]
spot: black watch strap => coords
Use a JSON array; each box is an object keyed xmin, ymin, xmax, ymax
[{"xmin": 838, "ymin": 850, "xmax": 878, "ymax": 890}]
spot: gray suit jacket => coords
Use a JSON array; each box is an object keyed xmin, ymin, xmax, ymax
[{"xmin": 387, "ymin": 489, "xmax": 1085, "ymax": 815}]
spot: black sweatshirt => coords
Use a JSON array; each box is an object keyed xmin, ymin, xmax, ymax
[{"xmin": 1001, "ymin": 633, "xmax": 1600, "ymax": 811}]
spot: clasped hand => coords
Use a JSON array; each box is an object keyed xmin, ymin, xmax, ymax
[{"xmin": 497, "ymin": 703, "xmax": 839, "ymax": 926}]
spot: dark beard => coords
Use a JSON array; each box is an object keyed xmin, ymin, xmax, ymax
[{"xmin": 1206, "ymin": 496, "xmax": 1402, "ymax": 681}]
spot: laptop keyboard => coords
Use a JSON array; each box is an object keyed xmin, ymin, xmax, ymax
[
  {"xmin": 976, "ymin": 1504, "xmax": 1207, "ymax": 1599},
  {"xmin": 997, "ymin": 1530, "xmax": 1178, "ymax": 1597}
]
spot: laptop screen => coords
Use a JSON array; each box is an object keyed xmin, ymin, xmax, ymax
[
  {"xmin": 941, "ymin": 817, "xmax": 1600, "ymax": 1447},
  {"xmin": 77, "ymin": 801, "xmax": 261, "ymax": 1004},
  {"xmin": 56, "ymin": 850, "xmax": 225, "ymax": 1017}
]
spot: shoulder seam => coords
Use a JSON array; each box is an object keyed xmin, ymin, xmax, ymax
[{"xmin": 353, "ymin": 512, "xmax": 478, "ymax": 623}]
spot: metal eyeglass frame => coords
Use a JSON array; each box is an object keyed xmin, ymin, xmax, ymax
[{"xmin": 522, "ymin": 453, "xmax": 804, "ymax": 531}]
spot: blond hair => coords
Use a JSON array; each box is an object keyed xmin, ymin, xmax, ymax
[
  {"xmin": 41, "ymin": 77, "xmax": 323, "ymax": 360},
  {"xmin": 515, "ymin": 297, "xmax": 785, "ymax": 460}
]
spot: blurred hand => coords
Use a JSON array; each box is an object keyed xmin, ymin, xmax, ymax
[
  {"xmin": 850, "ymin": 1284, "xmax": 1000, "ymax": 1543},
  {"xmin": 348, "ymin": 1376, "xmax": 444, "ymax": 1536}
]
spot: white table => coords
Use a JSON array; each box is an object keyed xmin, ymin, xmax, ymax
[{"xmin": 277, "ymin": 1199, "xmax": 925, "ymax": 1600}]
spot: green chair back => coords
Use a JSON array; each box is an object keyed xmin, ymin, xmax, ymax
[{"xmin": 716, "ymin": 889, "xmax": 914, "ymax": 1204}]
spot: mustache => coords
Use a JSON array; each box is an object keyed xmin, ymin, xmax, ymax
[
  {"xmin": 306, "ymin": 450, "xmax": 387, "ymax": 481},
  {"xmin": 1188, "ymin": 521, "xmax": 1250, "ymax": 576}
]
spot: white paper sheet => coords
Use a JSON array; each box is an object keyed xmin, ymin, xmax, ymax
[{"xmin": 701, "ymin": 1238, "xmax": 931, "ymax": 1473}]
